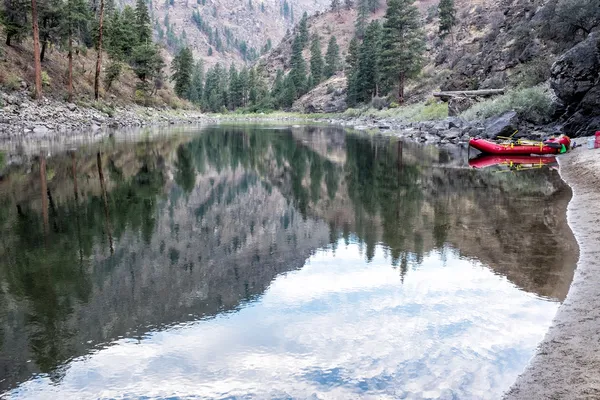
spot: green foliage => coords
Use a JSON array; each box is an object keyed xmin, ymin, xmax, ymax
[
  {"xmin": 1, "ymin": 0, "xmax": 29, "ymax": 46},
  {"xmin": 298, "ymin": 12, "xmax": 309, "ymax": 47},
  {"xmin": 104, "ymin": 61, "xmax": 122, "ymax": 91},
  {"xmin": 41, "ymin": 71, "xmax": 51, "ymax": 87},
  {"xmin": 324, "ymin": 36, "xmax": 340, "ymax": 78},
  {"xmin": 188, "ymin": 60, "xmax": 204, "ymax": 104},
  {"xmin": 461, "ymin": 86, "xmax": 554, "ymax": 123},
  {"xmin": 131, "ymin": 43, "xmax": 165, "ymax": 83},
  {"xmin": 171, "ymin": 47, "xmax": 194, "ymax": 98},
  {"xmin": 535, "ymin": 0, "xmax": 600, "ymax": 49},
  {"xmin": 135, "ymin": 0, "xmax": 152, "ymax": 44},
  {"xmin": 379, "ymin": 0, "xmax": 425, "ymax": 100},
  {"xmin": 309, "ymin": 34, "xmax": 323, "ymax": 86},
  {"xmin": 290, "ymin": 34, "xmax": 307, "ymax": 95},
  {"xmin": 346, "ymin": 21, "xmax": 382, "ymax": 106},
  {"xmin": 438, "ymin": 0, "xmax": 456, "ymax": 36},
  {"xmin": 355, "ymin": 0, "xmax": 369, "ymax": 38}
]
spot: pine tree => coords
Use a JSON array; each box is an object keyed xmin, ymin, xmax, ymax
[
  {"xmin": 346, "ymin": 36, "xmax": 360, "ymax": 71},
  {"xmin": 94, "ymin": 0, "xmax": 106, "ymax": 99},
  {"xmin": 323, "ymin": 36, "xmax": 340, "ymax": 78},
  {"xmin": 290, "ymin": 34, "xmax": 307, "ymax": 95},
  {"xmin": 368, "ymin": 0, "xmax": 380, "ymax": 12},
  {"xmin": 271, "ymin": 69, "xmax": 285, "ymax": 106},
  {"xmin": 189, "ymin": 60, "xmax": 204, "ymax": 104},
  {"xmin": 344, "ymin": 0, "xmax": 353, "ymax": 9},
  {"xmin": 132, "ymin": 42, "xmax": 164, "ymax": 83},
  {"xmin": 379, "ymin": 0, "xmax": 425, "ymax": 102},
  {"xmin": 282, "ymin": 75, "xmax": 297, "ymax": 108},
  {"xmin": 356, "ymin": 20, "xmax": 381, "ymax": 102},
  {"xmin": 355, "ymin": 0, "xmax": 369, "ymax": 38},
  {"xmin": 228, "ymin": 63, "xmax": 239, "ymax": 108},
  {"xmin": 31, "ymin": 0, "xmax": 43, "ymax": 99},
  {"xmin": 135, "ymin": 0, "xmax": 152, "ymax": 43},
  {"xmin": 330, "ymin": 0, "xmax": 340, "ymax": 12},
  {"xmin": 2, "ymin": 0, "xmax": 29, "ymax": 46},
  {"xmin": 298, "ymin": 12, "xmax": 309, "ymax": 47},
  {"xmin": 309, "ymin": 34, "xmax": 323, "ymax": 85},
  {"xmin": 438, "ymin": 0, "xmax": 456, "ymax": 37},
  {"xmin": 239, "ymin": 67, "xmax": 250, "ymax": 105},
  {"xmin": 171, "ymin": 46, "xmax": 193, "ymax": 98}
]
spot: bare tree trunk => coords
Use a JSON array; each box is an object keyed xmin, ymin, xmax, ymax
[
  {"xmin": 40, "ymin": 152, "xmax": 48, "ymax": 235},
  {"xmin": 97, "ymin": 152, "xmax": 114, "ymax": 255},
  {"xmin": 31, "ymin": 0, "xmax": 43, "ymax": 99},
  {"xmin": 40, "ymin": 38, "xmax": 47, "ymax": 62},
  {"xmin": 68, "ymin": 34, "xmax": 73, "ymax": 102},
  {"xmin": 398, "ymin": 72, "xmax": 405, "ymax": 104},
  {"xmin": 94, "ymin": 0, "xmax": 105, "ymax": 100}
]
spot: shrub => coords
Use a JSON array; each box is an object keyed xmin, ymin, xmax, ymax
[
  {"xmin": 461, "ymin": 85, "xmax": 554, "ymax": 123},
  {"xmin": 2, "ymin": 74, "xmax": 21, "ymax": 91},
  {"xmin": 41, "ymin": 71, "xmax": 51, "ymax": 87},
  {"xmin": 104, "ymin": 61, "xmax": 122, "ymax": 91}
]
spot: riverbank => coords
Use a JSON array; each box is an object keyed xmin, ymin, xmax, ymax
[{"xmin": 505, "ymin": 143, "xmax": 600, "ymax": 399}]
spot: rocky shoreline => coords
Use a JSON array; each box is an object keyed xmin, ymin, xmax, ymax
[
  {"xmin": 0, "ymin": 91, "xmax": 216, "ymax": 142},
  {"xmin": 504, "ymin": 144, "xmax": 600, "ymax": 399}
]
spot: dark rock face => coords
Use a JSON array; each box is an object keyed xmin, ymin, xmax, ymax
[
  {"xmin": 551, "ymin": 32, "xmax": 600, "ymax": 137},
  {"xmin": 483, "ymin": 111, "xmax": 519, "ymax": 139}
]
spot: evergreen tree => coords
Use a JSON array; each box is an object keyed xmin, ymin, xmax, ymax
[
  {"xmin": 131, "ymin": 42, "xmax": 164, "ymax": 83},
  {"xmin": 298, "ymin": 12, "xmax": 309, "ymax": 47},
  {"xmin": 355, "ymin": 0, "xmax": 369, "ymax": 38},
  {"xmin": 438, "ymin": 0, "xmax": 456, "ymax": 37},
  {"xmin": 309, "ymin": 34, "xmax": 323, "ymax": 85},
  {"xmin": 356, "ymin": 20, "xmax": 381, "ymax": 102},
  {"xmin": 239, "ymin": 67, "xmax": 250, "ymax": 105},
  {"xmin": 1, "ymin": 0, "xmax": 29, "ymax": 46},
  {"xmin": 208, "ymin": 46, "xmax": 213, "ymax": 56},
  {"xmin": 189, "ymin": 60, "xmax": 204, "ymax": 104},
  {"xmin": 323, "ymin": 36, "xmax": 340, "ymax": 78},
  {"xmin": 271, "ymin": 69, "xmax": 285, "ymax": 106},
  {"xmin": 290, "ymin": 34, "xmax": 307, "ymax": 95},
  {"xmin": 282, "ymin": 75, "xmax": 297, "ymax": 108},
  {"xmin": 344, "ymin": 0, "xmax": 353, "ymax": 9},
  {"xmin": 135, "ymin": 0, "xmax": 152, "ymax": 44},
  {"xmin": 368, "ymin": 0, "xmax": 380, "ymax": 12},
  {"xmin": 330, "ymin": 0, "xmax": 340, "ymax": 12},
  {"xmin": 171, "ymin": 46, "xmax": 193, "ymax": 98},
  {"xmin": 346, "ymin": 36, "xmax": 360, "ymax": 71},
  {"xmin": 282, "ymin": 0, "xmax": 289, "ymax": 18},
  {"xmin": 379, "ymin": 0, "xmax": 425, "ymax": 102},
  {"xmin": 228, "ymin": 63, "xmax": 239, "ymax": 109}
]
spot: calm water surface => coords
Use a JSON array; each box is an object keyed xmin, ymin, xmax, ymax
[{"xmin": 0, "ymin": 126, "xmax": 577, "ymax": 399}]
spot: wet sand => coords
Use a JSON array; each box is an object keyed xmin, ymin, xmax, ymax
[{"xmin": 505, "ymin": 144, "xmax": 600, "ymax": 399}]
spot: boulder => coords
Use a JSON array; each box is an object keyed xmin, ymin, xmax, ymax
[
  {"xmin": 448, "ymin": 96, "xmax": 476, "ymax": 116},
  {"xmin": 551, "ymin": 32, "xmax": 600, "ymax": 136},
  {"xmin": 483, "ymin": 111, "xmax": 519, "ymax": 139}
]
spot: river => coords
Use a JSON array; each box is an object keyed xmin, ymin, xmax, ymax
[{"xmin": 0, "ymin": 125, "xmax": 578, "ymax": 399}]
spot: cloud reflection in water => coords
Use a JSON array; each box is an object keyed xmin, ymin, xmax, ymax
[{"xmin": 8, "ymin": 242, "xmax": 558, "ymax": 400}]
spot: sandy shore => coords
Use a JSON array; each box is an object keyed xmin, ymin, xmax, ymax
[{"xmin": 505, "ymin": 143, "xmax": 600, "ymax": 399}]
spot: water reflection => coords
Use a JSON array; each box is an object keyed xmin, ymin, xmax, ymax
[{"xmin": 0, "ymin": 126, "xmax": 577, "ymax": 398}]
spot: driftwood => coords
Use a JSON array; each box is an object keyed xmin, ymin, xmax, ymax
[{"xmin": 433, "ymin": 89, "xmax": 505, "ymax": 101}]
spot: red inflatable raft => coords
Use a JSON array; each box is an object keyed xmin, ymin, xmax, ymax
[
  {"xmin": 469, "ymin": 136, "xmax": 571, "ymax": 155},
  {"xmin": 469, "ymin": 154, "xmax": 557, "ymax": 170}
]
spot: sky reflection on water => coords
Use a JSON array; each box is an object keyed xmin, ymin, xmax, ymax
[{"xmin": 7, "ymin": 242, "xmax": 557, "ymax": 400}]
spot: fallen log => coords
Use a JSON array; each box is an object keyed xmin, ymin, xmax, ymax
[{"xmin": 432, "ymin": 89, "xmax": 505, "ymax": 99}]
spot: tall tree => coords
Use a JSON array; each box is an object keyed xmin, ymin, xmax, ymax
[
  {"xmin": 63, "ymin": 0, "xmax": 89, "ymax": 101},
  {"xmin": 189, "ymin": 60, "xmax": 204, "ymax": 104},
  {"xmin": 309, "ymin": 34, "xmax": 323, "ymax": 85},
  {"xmin": 94, "ymin": 0, "xmax": 105, "ymax": 99},
  {"xmin": 31, "ymin": 0, "xmax": 43, "ymax": 99},
  {"xmin": 346, "ymin": 36, "xmax": 360, "ymax": 72},
  {"xmin": 379, "ymin": 0, "xmax": 425, "ymax": 102},
  {"xmin": 290, "ymin": 34, "xmax": 307, "ymax": 95},
  {"xmin": 228, "ymin": 63, "xmax": 239, "ymax": 109},
  {"xmin": 438, "ymin": 0, "xmax": 456, "ymax": 37},
  {"xmin": 131, "ymin": 42, "xmax": 164, "ymax": 83},
  {"xmin": 135, "ymin": 0, "xmax": 152, "ymax": 43},
  {"xmin": 2, "ymin": 0, "xmax": 29, "ymax": 46},
  {"xmin": 298, "ymin": 11, "xmax": 309, "ymax": 47},
  {"xmin": 324, "ymin": 36, "xmax": 340, "ymax": 78},
  {"xmin": 355, "ymin": 0, "xmax": 369, "ymax": 38},
  {"xmin": 356, "ymin": 20, "xmax": 381, "ymax": 102},
  {"xmin": 171, "ymin": 46, "xmax": 193, "ymax": 98}
]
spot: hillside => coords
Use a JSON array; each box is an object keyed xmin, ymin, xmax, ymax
[
  {"xmin": 257, "ymin": 0, "xmax": 600, "ymax": 135},
  {"xmin": 147, "ymin": 0, "xmax": 330, "ymax": 68}
]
